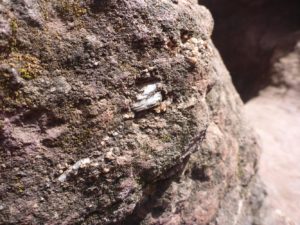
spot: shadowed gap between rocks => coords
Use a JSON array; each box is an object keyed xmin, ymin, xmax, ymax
[
  {"xmin": 201, "ymin": 1, "xmax": 300, "ymax": 224},
  {"xmin": 201, "ymin": 0, "xmax": 300, "ymax": 101}
]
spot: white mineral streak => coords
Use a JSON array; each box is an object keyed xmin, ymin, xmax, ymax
[
  {"xmin": 233, "ymin": 199, "xmax": 244, "ymax": 225},
  {"xmin": 58, "ymin": 158, "xmax": 91, "ymax": 182},
  {"xmin": 136, "ymin": 83, "xmax": 157, "ymax": 100},
  {"xmin": 132, "ymin": 83, "xmax": 162, "ymax": 112}
]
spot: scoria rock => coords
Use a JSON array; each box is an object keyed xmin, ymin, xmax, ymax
[{"xmin": 0, "ymin": 0, "xmax": 262, "ymax": 224}]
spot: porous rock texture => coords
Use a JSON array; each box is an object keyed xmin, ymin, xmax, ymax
[{"xmin": 0, "ymin": 0, "xmax": 262, "ymax": 224}]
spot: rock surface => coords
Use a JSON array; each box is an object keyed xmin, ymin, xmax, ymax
[{"xmin": 0, "ymin": 1, "xmax": 262, "ymax": 224}]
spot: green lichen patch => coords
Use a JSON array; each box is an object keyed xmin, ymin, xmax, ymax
[
  {"xmin": 0, "ymin": 18, "xmax": 18, "ymax": 58},
  {"xmin": 8, "ymin": 53, "xmax": 43, "ymax": 80},
  {"xmin": 10, "ymin": 19, "xmax": 18, "ymax": 34},
  {"xmin": 19, "ymin": 68, "xmax": 33, "ymax": 80},
  {"xmin": 160, "ymin": 133, "xmax": 172, "ymax": 143},
  {"xmin": 56, "ymin": 0, "xmax": 88, "ymax": 19},
  {"xmin": 0, "ymin": 53, "xmax": 44, "ymax": 111},
  {"xmin": 7, "ymin": 19, "xmax": 19, "ymax": 53}
]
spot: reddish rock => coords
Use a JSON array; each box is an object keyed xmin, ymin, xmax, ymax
[{"xmin": 0, "ymin": 0, "xmax": 262, "ymax": 224}]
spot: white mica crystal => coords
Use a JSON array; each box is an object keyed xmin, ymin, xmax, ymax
[
  {"xmin": 58, "ymin": 158, "xmax": 91, "ymax": 182},
  {"xmin": 132, "ymin": 83, "xmax": 162, "ymax": 112},
  {"xmin": 136, "ymin": 83, "xmax": 158, "ymax": 100}
]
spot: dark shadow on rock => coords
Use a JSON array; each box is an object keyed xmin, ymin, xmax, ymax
[
  {"xmin": 110, "ymin": 157, "xmax": 190, "ymax": 225},
  {"xmin": 201, "ymin": 0, "xmax": 300, "ymax": 101}
]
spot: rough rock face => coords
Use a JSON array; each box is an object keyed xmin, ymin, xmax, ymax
[{"xmin": 0, "ymin": 1, "xmax": 261, "ymax": 224}]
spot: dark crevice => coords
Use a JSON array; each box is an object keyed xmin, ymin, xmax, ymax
[
  {"xmin": 191, "ymin": 166, "xmax": 210, "ymax": 182},
  {"xmin": 201, "ymin": 0, "xmax": 300, "ymax": 101}
]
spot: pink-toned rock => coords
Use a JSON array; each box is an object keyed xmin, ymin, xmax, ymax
[{"xmin": 0, "ymin": 1, "xmax": 262, "ymax": 224}]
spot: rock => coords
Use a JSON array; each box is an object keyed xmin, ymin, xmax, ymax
[
  {"xmin": 0, "ymin": 16, "xmax": 11, "ymax": 51},
  {"xmin": 0, "ymin": 1, "xmax": 262, "ymax": 225}
]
